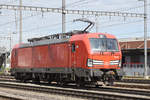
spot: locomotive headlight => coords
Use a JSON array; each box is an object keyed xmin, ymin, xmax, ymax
[
  {"xmin": 87, "ymin": 59, "xmax": 93, "ymax": 67},
  {"xmin": 110, "ymin": 60, "xmax": 119, "ymax": 65},
  {"xmin": 119, "ymin": 60, "xmax": 122, "ymax": 67}
]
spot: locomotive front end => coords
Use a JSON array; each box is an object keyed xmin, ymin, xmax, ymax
[{"xmin": 86, "ymin": 33, "xmax": 122, "ymax": 85}]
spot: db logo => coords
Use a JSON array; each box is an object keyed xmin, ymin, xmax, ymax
[
  {"xmin": 114, "ymin": 56, "xmax": 119, "ymax": 59},
  {"xmin": 104, "ymin": 62, "xmax": 109, "ymax": 65}
]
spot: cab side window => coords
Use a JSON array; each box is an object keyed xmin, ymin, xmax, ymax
[{"xmin": 72, "ymin": 43, "xmax": 75, "ymax": 52}]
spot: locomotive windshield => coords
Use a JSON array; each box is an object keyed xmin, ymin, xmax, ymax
[{"xmin": 89, "ymin": 38, "xmax": 119, "ymax": 52}]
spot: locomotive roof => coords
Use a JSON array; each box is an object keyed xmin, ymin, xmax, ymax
[
  {"xmin": 19, "ymin": 38, "xmax": 70, "ymax": 48},
  {"xmin": 18, "ymin": 31, "xmax": 87, "ymax": 48},
  {"xmin": 17, "ymin": 32, "xmax": 116, "ymax": 48},
  {"xmin": 28, "ymin": 30, "xmax": 88, "ymax": 42}
]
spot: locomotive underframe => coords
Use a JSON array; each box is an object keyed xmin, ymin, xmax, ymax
[{"xmin": 11, "ymin": 67, "xmax": 122, "ymax": 85}]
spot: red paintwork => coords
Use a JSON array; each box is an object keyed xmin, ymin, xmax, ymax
[{"xmin": 11, "ymin": 33, "xmax": 122, "ymax": 70}]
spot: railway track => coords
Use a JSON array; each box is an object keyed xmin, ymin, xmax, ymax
[
  {"xmin": 0, "ymin": 75, "xmax": 150, "ymax": 89},
  {"xmin": 1, "ymin": 75, "xmax": 150, "ymax": 89},
  {"xmin": 117, "ymin": 78, "xmax": 150, "ymax": 84},
  {"xmin": 1, "ymin": 75, "xmax": 150, "ymax": 83},
  {"xmin": 114, "ymin": 82, "xmax": 150, "ymax": 89},
  {"xmin": 0, "ymin": 81, "xmax": 150, "ymax": 100}
]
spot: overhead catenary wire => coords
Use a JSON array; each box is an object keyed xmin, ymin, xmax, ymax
[
  {"xmin": 116, "ymin": 31, "xmax": 150, "ymax": 38},
  {"xmin": 0, "ymin": 11, "xmax": 45, "ymax": 27},
  {"xmin": 0, "ymin": 0, "xmax": 92, "ymax": 24},
  {"xmin": 65, "ymin": 0, "xmax": 94, "ymax": 8},
  {"xmin": 73, "ymin": 2, "xmax": 150, "ymax": 32},
  {"xmin": 0, "ymin": 1, "xmax": 149, "ymax": 39},
  {"xmin": 0, "ymin": 3, "xmax": 145, "ymax": 29},
  {"xmin": 22, "ymin": 21, "xmax": 74, "ymax": 38},
  {"xmin": 0, "ymin": 4, "xmax": 144, "ymax": 18},
  {"xmin": 20, "ymin": 20, "xmax": 73, "ymax": 33},
  {"xmin": 100, "ymin": 19, "xmax": 150, "ymax": 28},
  {"xmin": 97, "ymin": 4, "xmax": 150, "ymax": 23},
  {"xmin": 0, "ymin": 0, "xmax": 18, "ymax": 5},
  {"xmin": 0, "ymin": 1, "xmax": 149, "ymax": 52},
  {"xmin": 28, "ymin": 18, "xmax": 150, "ymax": 35},
  {"xmin": 65, "ymin": 0, "xmax": 87, "ymax": 7},
  {"xmin": 121, "ymin": 31, "xmax": 150, "ymax": 35},
  {"xmin": 93, "ymin": 3, "xmax": 150, "ymax": 31},
  {"xmin": 114, "ymin": 3, "xmax": 150, "ymax": 12}
]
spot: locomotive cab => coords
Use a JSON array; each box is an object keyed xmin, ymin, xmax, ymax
[
  {"xmin": 88, "ymin": 34, "xmax": 122, "ymax": 82},
  {"xmin": 70, "ymin": 33, "xmax": 122, "ymax": 85}
]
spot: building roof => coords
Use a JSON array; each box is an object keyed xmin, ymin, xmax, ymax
[
  {"xmin": 119, "ymin": 39, "xmax": 150, "ymax": 50},
  {"xmin": 118, "ymin": 37, "xmax": 150, "ymax": 42}
]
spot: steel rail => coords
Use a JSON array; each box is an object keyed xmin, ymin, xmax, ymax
[
  {"xmin": 1, "ymin": 75, "xmax": 150, "ymax": 84},
  {"xmin": 0, "ymin": 81, "xmax": 150, "ymax": 100},
  {"xmin": 0, "ymin": 75, "xmax": 150, "ymax": 90},
  {"xmin": 117, "ymin": 79, "xmax": 150, "ymax": 84},
  {"xmin": 0, "ymin": 94, "xmax": 23, "ymax": 100},
  {"xmin": 1, "ymin": 75, "xmax": 150, "ymax": 90},
  {"xmin": 1, "ymin": 75, "xmax": 150, "ymax": 83}
]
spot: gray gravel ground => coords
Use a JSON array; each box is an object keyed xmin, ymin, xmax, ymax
[{"xmin": 0, "ymin": 87, "xmax": 88, "ymax": 100}]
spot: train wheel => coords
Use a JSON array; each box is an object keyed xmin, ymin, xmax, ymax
[
  {"xmin": 76, "ymin": 83, "xmax": 85, "ymax": 87},
  {"xmin": 20, "ymin": 79, "xmax": 27, "ymax": 83},
  {"xmin": 108, "ymin": 81, "xmax": 114, "ymax": 86},
  {"xmin": 32, "ymin": 79, "xmax": 40, "ymax": 84},
  {"xmin": 102, "ymin": 74, "xmax": 107, "ymax": 86},
  {"xmin": 102, "ymin": 71, "xmax": 115, "ymax": 86},
  {"xmin": 102, "ymin": 76, "xmax": 115, "ymax": 86},
  {"xmin": 76, "ymin": 77, "xmax": 85, "ymax": 87},
  {"xmin": 57, "ymin": 82, "xmax": 65, "ymax": 86},
  {"xmin": 48, "ymin": 81, "xmax": 52, "ymax": 84},
  {"xmin": 107, "ymin": 76, "xmax": 115, "ymax": 86},
  {"xmin": 95, "ymin": 82, "xmax": 99, "ymax": 87},
  {"xmin": 32, "ymin": 73, "xmax": 40, "ymax": 84}
]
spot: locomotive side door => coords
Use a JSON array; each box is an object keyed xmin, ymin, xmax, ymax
[{"xmin": 71, "ymin": 42, "xmax": 76, "ymax": 76}]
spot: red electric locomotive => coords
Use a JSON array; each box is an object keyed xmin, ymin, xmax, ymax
[{"xmin": 11, "ymin": 19, "xmax": 122, "ymax": 86}]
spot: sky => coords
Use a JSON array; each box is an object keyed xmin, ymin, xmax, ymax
[{"xmin": 0, "ymin": 0, "xmax": 150, "ymax": 51}]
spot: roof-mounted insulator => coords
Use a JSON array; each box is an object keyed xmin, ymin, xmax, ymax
[{"xmin": 27, "ymin": 31, "xmax": 83, "ymax": 42}]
